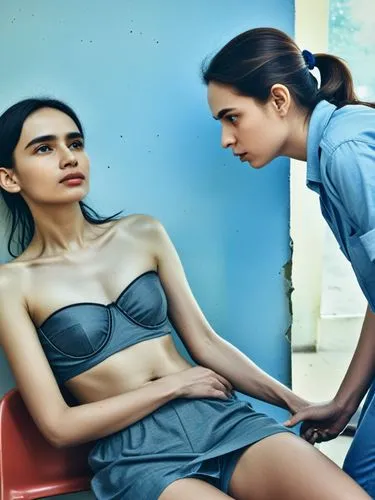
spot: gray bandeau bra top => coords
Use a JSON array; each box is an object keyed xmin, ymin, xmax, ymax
[{"xmin": 37, "ymin": 271, "xmax": 171, "ymax": 385}]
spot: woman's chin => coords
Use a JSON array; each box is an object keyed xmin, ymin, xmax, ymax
[
  {"xmin": 66, "ymin": 185, "xmax": 89, "ymax": 200},
  {"xmin": 248, "ymin": 157, "xmax": 269, "ymax": 169},
  {"xmin": 247, "ymin": 158, "xmax": 261, "ymax": 169},
  {"xmin": 60, "ymin": 189, "xmax": 89, "ymax": 204}
]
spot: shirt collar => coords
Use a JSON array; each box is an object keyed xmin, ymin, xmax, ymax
[{"xmin": 306, "ymin": 100, "xmax": 337, "ymax": 184}]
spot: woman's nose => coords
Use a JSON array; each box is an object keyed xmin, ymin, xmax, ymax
[
  {"xmin": 221, "ymin": 127, "xmax": 235, "ymax": 149},
  {"xmin": 60, "ymin": 148, "xmax": 78, "ymax": 169}
]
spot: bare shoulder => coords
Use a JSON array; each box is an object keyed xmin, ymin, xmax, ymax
[
  {"xmin": 0, "ymin": 262, "xmax": 26, "ymax": 292},
  {"xmin": 115, "ymin": 214, "xmax": 166, "ymax": 242},
  {"xmin": 0, "ymin": 260, "xmax": 29, "ymax": 300}
]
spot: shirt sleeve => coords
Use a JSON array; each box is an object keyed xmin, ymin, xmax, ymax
[{"xmin": 326, "ymin": 140, "xmax": 375, "ymax": 262}]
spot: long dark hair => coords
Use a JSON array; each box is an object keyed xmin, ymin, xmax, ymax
[
  {"xmin": 202, "ymin": 27, "xmax": 375, "ymax": 112},
  {"xmin": 0, "ymin": 98, "xmax": 121, "ymax": 258}
]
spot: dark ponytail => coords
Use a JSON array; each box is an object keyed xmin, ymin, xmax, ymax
[
  {"xmin": 202, "ymin": 27, "xmax": 375, "ymax": 111},
  {"xmin": 0, "ymin": 98, "xmax": 122, "ymax": 258},
  {"xmin": 314, "ymin": 53, "xmax": 375, "ymax": 108}
]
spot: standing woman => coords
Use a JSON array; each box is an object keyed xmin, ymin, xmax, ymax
[{"xmin": 202, "ymin": 27, "xmax": 375, "ymax": 496}]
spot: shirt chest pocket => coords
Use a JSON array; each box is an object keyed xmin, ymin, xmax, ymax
[{"xmin": 347, "ymin": 234, "xmax": 375, "ymax": 310}]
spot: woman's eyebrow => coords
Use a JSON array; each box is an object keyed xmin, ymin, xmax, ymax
[
  {"xmin": 214, "ymin": 108, "xmax": 235, "ymax": 120},
  {"xmin": 24, "ymin": 132, "xmax": 83, "ymax": 150}
]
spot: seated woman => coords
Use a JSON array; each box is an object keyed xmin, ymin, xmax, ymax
[{"xmin": 0, "ymin": 98, "xmax": 370, "ymax": 500}]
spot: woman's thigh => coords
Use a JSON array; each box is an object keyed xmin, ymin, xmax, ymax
[
  {"xmin": 228, "ymin": 433, "xmax": 370, "ymax": 500},
  {"xmin": 159, "ymin": 477, "xmax": 233, "ymax": 500},
  {"xmin": 343, "ymin": 380, "xmax": 375, "ymax": 497}
]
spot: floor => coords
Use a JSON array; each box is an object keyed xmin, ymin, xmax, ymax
[{"xmin": 292, "ymin": 315, "xmax": 363, "ymax": 466}]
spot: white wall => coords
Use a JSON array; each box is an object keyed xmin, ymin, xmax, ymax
[
  {"xmin": 321, "ymin": 226, "xmax": 367, "ymax": 318},
  {"xmin": 292, "ymin": 0, "xmax": 368, "ymax": 353},
  {"xmin": 291, "ymin": 0, "xmax": 329, "ymax": 351}
]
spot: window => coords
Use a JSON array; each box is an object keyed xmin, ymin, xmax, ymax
[{"xmin": 330, "ymin": 0, "xmax": 375, "ymax": 100}]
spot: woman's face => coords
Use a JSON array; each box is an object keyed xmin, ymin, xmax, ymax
[
  {"xmin": 207, "ymin": 82, "xmax": 289, "ymax": 168},
  {"xmin": 1, "ymin": 107, "xmax": 90, "ymax": 204}
]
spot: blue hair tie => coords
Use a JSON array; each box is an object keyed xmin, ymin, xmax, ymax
[{"xmin": 302, "ymin": 49, "xmax": 315, "ymax": 70}]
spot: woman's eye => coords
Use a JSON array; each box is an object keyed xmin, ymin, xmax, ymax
[
  {"xmin": 70, "ymin": 140, "xmax": 84, "ymax": 150},
  {"xmin": 226, "ymin": 115, "xmax": 238, "ymax": 124},
  {"xmin": 35, "ymin": 145, "xmax": 52, "ymax": 154}
]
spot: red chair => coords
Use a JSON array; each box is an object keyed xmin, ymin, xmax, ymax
[{"xmin": 0, "ymin": 388, "xmax": 92, "ymax": 499}]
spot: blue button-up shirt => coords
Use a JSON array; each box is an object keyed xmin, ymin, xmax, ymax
[{"xmin": 307, "ymin": 99, "xmax": 375, "ymax": 311}]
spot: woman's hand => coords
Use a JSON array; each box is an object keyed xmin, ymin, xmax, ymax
[
  {"xmin": 283, "ymin": 399, "xmax": 356, "ymax": 444},
  {"xmin": 167, "ymin": 366, "xmax": 234, "ymax": 400}
]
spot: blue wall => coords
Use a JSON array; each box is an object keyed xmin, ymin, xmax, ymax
[{"xmin": 0, "ymin": 1, "xmax": 294, "ymax": 497}]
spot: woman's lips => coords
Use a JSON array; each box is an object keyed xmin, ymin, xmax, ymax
[{"xmin": 62, "ymin": 177, "xmax": 84, "ymax": 186}]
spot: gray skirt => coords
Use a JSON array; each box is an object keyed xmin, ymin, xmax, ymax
[{"xmin": 89, "ymin": 394, "xmax": 292, "ymax": 500}]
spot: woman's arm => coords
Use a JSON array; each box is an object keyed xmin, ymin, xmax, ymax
[
  {"xmin": 335, "ymin": 305, "xmax": 375, "ymax": 412},
  {"xmin": 285, "ymin": 305, "xmax": 375, "ymax": 441},
  {"xmin": 147, "ymin": 217, "xmax": 308, "ymax": 414},
  {"xmin": 0, "ymin": 266, "xmax": 229, "ymax": 448},
  {"xmin": 187, "ymin": 333, "xmax": 305, "ymax": 412},
  {"xmin": 323, "ymin": 141, "xmax": 375, "ymax": 408},
  {"xmin": 284, "ymin": 140, "xmax": 375, "ymax": 439}
]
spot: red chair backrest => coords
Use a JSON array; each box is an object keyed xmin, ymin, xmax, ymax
[{"xmin": 0, "ymin": 389, "xmax": 92, "ymax": 499}]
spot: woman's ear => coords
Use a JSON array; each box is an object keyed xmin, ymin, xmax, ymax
[
  {"xmin": 0, "ymin": 168, "xmax": 21, "ymax": 193},
  {"xmin": 269, "ymin": 84, "xmax": 291, "ymax": 117}
]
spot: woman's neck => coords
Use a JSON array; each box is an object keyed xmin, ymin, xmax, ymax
[
  {"xmin": 281, "ymin": 108, "xmax": 311, "ymax": 162},
  {"xmin": 29, "ymin": 203, "xmax": 93, "ymax": 256}
]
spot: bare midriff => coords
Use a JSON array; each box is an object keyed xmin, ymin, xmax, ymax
[{"xmin": 65, "ymin": 334, "xmax": 193, "ymax": 403}]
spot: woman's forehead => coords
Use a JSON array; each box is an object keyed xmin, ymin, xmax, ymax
[
  {"xmin": 19, "ymin": 108, "xmax": 79, "ymax": 145},
  {"xmin": 208, "ymin": 83, "xmax": 249, "ymax": 116}
]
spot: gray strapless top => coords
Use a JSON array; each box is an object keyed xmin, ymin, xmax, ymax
[{"xmin": 37, "ymin": 271, "xmax": 171, "ymax": 385}]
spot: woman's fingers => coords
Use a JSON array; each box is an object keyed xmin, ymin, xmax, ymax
[
  {"xmin": 284, "ymin": 408, "xmax": 310, "ymax": 427},
  {"xmin": 215, "ymin": 373, "xmax": 233, "ymax": 392},
  {"xmin": 214, "ymin": 379, "xmax": 232, "ymax": 396},
  {"xmin": 303, "ymin": 426, "xmax": 316, "ymax": 442}
]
